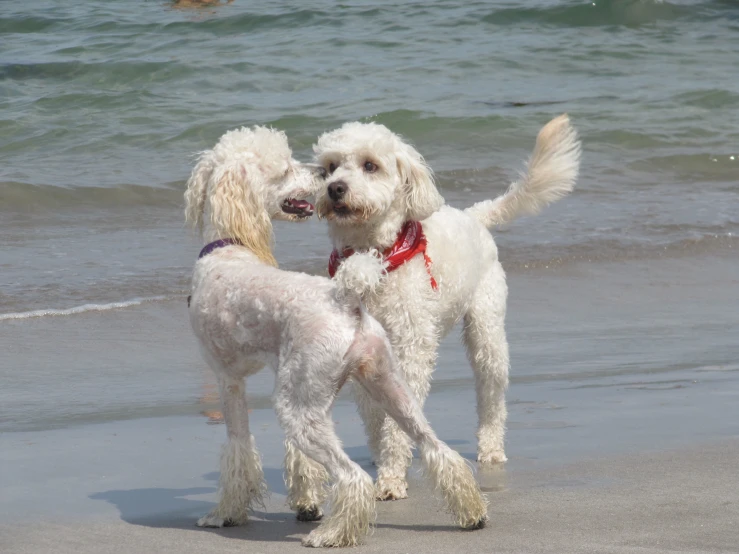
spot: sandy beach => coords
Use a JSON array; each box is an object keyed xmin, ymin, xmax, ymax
[
  {"xmin": 1, "ymin": 415, "xmax": 737, "ymax": 553},
  {"xmin": 2, "ymin": 253, "xmax": 738, "ymax": 553}
]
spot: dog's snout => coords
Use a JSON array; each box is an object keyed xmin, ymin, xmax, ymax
[
  {"xmin": 328, "ymin": 180, "xmax": 347, "ymax": 202},
  {"xmin": 303, "ymin": 163, "xmax": 327, "ymax": 179}
]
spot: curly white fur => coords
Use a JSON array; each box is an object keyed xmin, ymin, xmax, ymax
[
  {"xmin": 313, "ymin": 115, "xmax": 581, "ymax": 499},
  {"xmin": 332, "ymin": 248, "xmax": 387, "ymax": 300},
  {"xmin": 197, "ymin": 435, "xmax": 267, "ymax": 527},
  {"xmin": 301, "ymin": 473, "xmax": 376, "ymax": 548},
  {"xmin": 466, "ymin": 114, "xmax": 581, "ymax": 228},
  {"xmin": 184, "ymin": 126, "xmax": 487, "ymax": 547},
  {"xmin": 185, "ymin": 125, "xmax": 321, "ymax": 266},
  {"xmin": 284, "ymin": 440, "xmax": 329, "ymax": 521},
  {"xmin": 420, "ymin": 445, "xmax": 488, "ymax": 529}
]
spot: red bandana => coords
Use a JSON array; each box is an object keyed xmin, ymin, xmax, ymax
[{"xmin": 328, "ymin": 221, "xmax": 438, "ymax": 290}]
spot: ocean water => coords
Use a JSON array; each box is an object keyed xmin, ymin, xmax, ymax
[{"xmin": 1, "ymin": 0, "xmax": 738, "ymax": 438}]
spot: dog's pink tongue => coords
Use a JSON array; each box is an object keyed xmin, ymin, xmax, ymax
[
  {"xmin": 290, "ymin": 199, "xmax": 312, "ymax": 210},
  {"xmin": 282, "ymin": 198, "xmax": 315, "ymax": 215}
]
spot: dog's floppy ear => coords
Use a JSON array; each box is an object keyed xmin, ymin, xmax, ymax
[
  {"xmin": 186, "ymin": 153, "xmax": 277, "ymax": 267},
  {"xmin": 209, "ymin": 163, "xmax": 276, "ymax": 267},
  {"xmin": 396, "ymin": 143, "xmax": 444, "ymax": 221},
  {"xmin": 184, "ymin": 153, "xmax": 213, "ymax": 233}
]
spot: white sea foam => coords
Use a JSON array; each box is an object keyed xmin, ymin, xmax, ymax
[{"xmin": 0, "ymin": 296, "xmax": 170, "ymax": 321}]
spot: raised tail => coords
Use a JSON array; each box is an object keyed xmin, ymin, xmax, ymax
[
  {"xmin": 466, "ymin": 113, "xmax": 581, "ymax": 229},
  {"xmin": 331, "ymin": 249, "xmax": 389, "ymax": 375},
  {"xmin": 331, "ymin": 249, "xmax": 387, "ymax": 305},
  {"xmin": 333, "ymin": 250, "xmax": 394, "ymax": 397}
]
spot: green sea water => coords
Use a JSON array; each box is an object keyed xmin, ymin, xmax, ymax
[{"xmin": 1, "ymin": 0, "xmax": 737, "ymax": 313}]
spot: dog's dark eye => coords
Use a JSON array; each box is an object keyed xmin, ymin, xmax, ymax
[
  {"xmin": 364, "ymin": 161, "xmax": 377, "ymax": 173},
  {"xmin": 328, "ymin": 162, "xmax": 337, "ymax": 174}
]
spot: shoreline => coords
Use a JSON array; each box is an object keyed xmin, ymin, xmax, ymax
[
  {"xmin": 1, "ymin": 409, "xmax": 736, "ymax": 553},
  {"xmin": 3, "ymin": 251, "xmax": 738, "ymax": 436}
]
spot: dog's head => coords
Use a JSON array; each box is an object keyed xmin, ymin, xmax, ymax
[
  {"xmin": 313, "ymin": 122, "xmax": 444, "ymax": 230},
  {"xmin": 184, "ymin": 126, "xmax": 326, "ymax": 265}
]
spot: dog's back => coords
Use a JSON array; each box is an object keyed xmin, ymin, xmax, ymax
[{"xmin": 189, "ymin": 246, "xmax": 359, "ymax": 379}]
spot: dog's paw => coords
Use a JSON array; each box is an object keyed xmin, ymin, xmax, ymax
[
  {"xmin": 477, "ymin": 450, "xmax": 507, "ymax": 465},
  {"xmin": 375, "ymin": 477, "xmax": 408, "ymax": 501},
  {"xmin": 196, "ymin": 514, "xmax": 240, "ymax": 528},
  {"xmin": 301, "ymin": 529, "xmax": 334, "ymax": 548},
  {"xmin": 296, "ymin": 505, "xmax": 323, "ymax": 522},
  {"xmin": 301, "ymin": 527, "xmax": 363, "ymax": 548},
  {"xmin": 461, "ymin": 516, "xmax": 488, "ymax": 531}
]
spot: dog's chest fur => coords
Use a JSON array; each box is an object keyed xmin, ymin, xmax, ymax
[{"xmin": 358, "ymin": 208, "xmax": 500, "ymax": 341}]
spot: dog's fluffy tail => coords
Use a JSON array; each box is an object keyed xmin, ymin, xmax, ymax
[
  {"xmin": 332, "ymin": 250, "xmax": 388, "ymax": 364},
  {"xmin": 466, "ymin": 114, "xmax": 581, "ymax": 229},
  {"xmin": 331, "ymin": 249, "xmax": 387, "ymax": 304}
]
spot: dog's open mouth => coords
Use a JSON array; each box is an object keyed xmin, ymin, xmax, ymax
[
  {"xmin": 281, "ymin": 198, "xmax": 315, "ymax": 218},
  {"xmin": 332, "ymin": 201, "xmax": 352, "ymax": 216}
]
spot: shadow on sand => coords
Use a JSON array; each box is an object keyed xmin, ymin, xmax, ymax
[
  {"xmin": 88, "ymin": 466, "xmax": 316, "ymax": 543},
  {"xmin": 89, "ymin": 439, "xmax": 496, "ymax": 544}
]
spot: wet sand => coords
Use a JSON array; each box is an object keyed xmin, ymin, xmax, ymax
[
  {"xmin": 1, "ymin": 410, "xmax": 737, "ymax": 553},
  {"xmin": 1, "ymin": 254, "xmax": 737, "ymax": 552}
]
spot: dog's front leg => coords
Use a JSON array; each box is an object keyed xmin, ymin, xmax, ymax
[
  {"xmin": 197, "ymin": 375, "xmax": 267, "ymax": 528},
  {"xmin": 368, "ymin": 303, "xmax": 440, "ymax": 501},
  {"xmin": 372, "ymin": 356, "xmax": 435, "ymax": 500},
  {"xmin": 355, "ymin": 382, "xmax": 412, "ymax": 500}
]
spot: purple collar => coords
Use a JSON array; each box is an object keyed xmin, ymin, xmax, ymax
[{"xmin": 198, "ymin": 238, "xmax": 241, "ymax": 259}]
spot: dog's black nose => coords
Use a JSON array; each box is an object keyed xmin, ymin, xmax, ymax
[{"xmin": 328, "ymin": 180, "xmax": 347, "ymax": 201}]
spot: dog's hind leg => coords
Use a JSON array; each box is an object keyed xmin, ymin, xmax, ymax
[
  {"xmin": 352, "ymin": 382, "xmax": 385, "ymax": 465},
  {"xmin": 197, "ymin": 375, "xmax": 267, "ymax": 528},
  {"xmin": 278, "ymin": 416, "xmax": 375, "ymax": 547},
  {"xmin": 274, "ymin": 374, "xmax": 375, "ymax": 547},
  {"xmin": 463, "ymin": 263, "xmax": 510, "ymax": 464},
  {"xmin": 284, "ymin": 439, "xmax": 328, "ymax": 522},
  {"xmin": 352, "ymin": 334, "xmax": 488, "ymax": 529}
]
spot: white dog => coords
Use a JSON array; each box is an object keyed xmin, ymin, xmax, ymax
[
  {"xmin": 183, "ymin": 126, "xmax": 488, "ymax": 547},
  {"xmin": 312, "ymin": 115, "xmax": 581, "ymax": 500}
]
